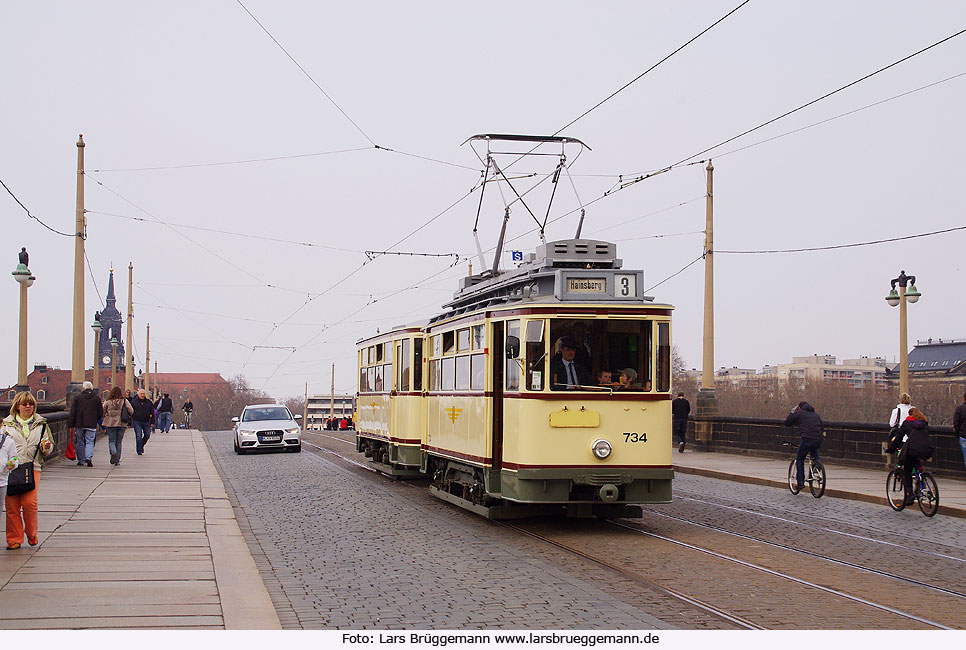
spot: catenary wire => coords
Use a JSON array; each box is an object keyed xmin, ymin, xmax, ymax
[
  {"xmin": 235, "ymin": 0, "xmax": 376, "ymax": 147},
  {"xmin": 1, "ymin": 177, "xmax": 75, "ymax": 237},
  {"xmin": 716, "ymin": 224, "xmax": 966, "ymax": 254},
  {"xmin": 552, "ymin": 1, "xmax": 752, "ymax": 137},
  {"xmin": 669, "ymin": 26, "xmax": 966, "ymax": 168},
  {"xmin": 90, "ymin": 146, "xmax": 373, "ymax": 172}
]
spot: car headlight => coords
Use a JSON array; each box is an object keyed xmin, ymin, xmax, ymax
[
  {"xmin": 591, "ymin": 439, "xmax": 612, "ymax": 459},
  {"xmin": 285, "ymin": 427, "xmax": 300, "ymax": 435}
]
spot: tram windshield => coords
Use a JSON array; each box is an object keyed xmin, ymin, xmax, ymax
[{"xmin": 525, "ymin": 318, "xmax": 667, "ymax": 392}]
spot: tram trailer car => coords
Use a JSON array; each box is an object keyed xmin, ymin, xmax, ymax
[{"xmin": 357, "ymin": 239, "xmax": 673, "ymax": 518}]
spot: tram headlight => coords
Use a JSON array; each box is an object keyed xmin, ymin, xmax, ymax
[{"xmin": 591, "ymin": 439, "xmax": 612, "ymax": 459}]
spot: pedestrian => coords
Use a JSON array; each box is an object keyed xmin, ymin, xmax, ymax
[
  {"xmin": 953, "ymin": 392, "xmax": 966, "ymax": 474},
  {"xmin": 340, "ymin": 417, "xmax": 348, "ymax": 430},
  {"xmin": 154, "ymin": 392, "xmax": 174, "ymax": 433},
  {"xmin": 129, "ymin": 388, "xmax": 154, "ymax": 455},
  {"xmin": 783, "ymin": 401, "xmax": 824, "ymax": 492},
  {"xmin": 3, "ymin": 392, "xmax": 54, "ymax": 550},
  {"xmin": 68, "ymin": 380, "xmax": 103, "ymax": 467},
  {"xmin": 101, "ymin": 386, "xmax": 133, "ymax": 465},
  {"xmin": 898, "ymin": 407, "xmax": 935, "ymax": 505},
  {"xmin": 671, "ymin": 391, "xmax": 691, "ymax": 453}
]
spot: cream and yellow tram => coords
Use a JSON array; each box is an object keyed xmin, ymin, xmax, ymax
[{"xmin": 357, "ymin": 239, "xmax": 673, "ymax": 518}]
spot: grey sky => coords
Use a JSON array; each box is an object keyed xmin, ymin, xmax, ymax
[{"xmin": 4, "ymin": 1, "xmax": 965, "ymax": 399}]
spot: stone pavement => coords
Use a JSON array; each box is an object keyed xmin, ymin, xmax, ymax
[
  {"xmin": 673, "ymin": 447, "xmax": 966, "ymax": 518},
  {"xmin": 0, "ymin": 429, "xmax": 279, "ymax": 629}
]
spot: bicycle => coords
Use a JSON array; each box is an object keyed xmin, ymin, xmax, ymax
[
  {"xmin": 783, "ymin": 441, "xmax": 826, "ymax": 498},
  {"xmin": 183, "ymin": 411, "xmax": 192, "ymax": 428},
  {"xmin": 886, "ymin": 458, "xmax": 939, "ymax": 517}
]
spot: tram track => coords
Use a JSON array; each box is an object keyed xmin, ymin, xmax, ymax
[{"xmin": 636, "ymin": 506, "xmax": 966, "ymax": 600}]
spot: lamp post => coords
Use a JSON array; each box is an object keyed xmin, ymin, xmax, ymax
[
  {"xmin": 885, "ymin": 270, "xmax": 921, "ymax": 398},
  {"xmin": 110, "ymin": 336, "xmax": 119, "ymax": 389},
  {"xmin": 90, "ymin": 312, "xmax": 103, "ymax": 394},
  {"xmin": 12, "ymin": 248, "xmax": 35, "ymax": 394}
]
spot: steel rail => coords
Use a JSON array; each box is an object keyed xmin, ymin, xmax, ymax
[{"xmin": 499, "ymin": 522, "xmax": 762, "ymax": 630}]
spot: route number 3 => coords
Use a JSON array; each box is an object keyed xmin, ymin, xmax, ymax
[
  {"xmin": 615, "ymin": 274, "xmax": 636, "ymax": 297},
  {"xmin": 623, "ymin": 432, "xmax": 647, "ymax": 443}
]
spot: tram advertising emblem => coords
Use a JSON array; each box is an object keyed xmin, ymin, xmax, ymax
[{"xmin": 446, "ymin": 406, "xmax": 462, "ymax": 423}]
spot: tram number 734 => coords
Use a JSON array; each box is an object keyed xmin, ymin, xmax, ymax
[{"xmin": 623, "ymin": 432, "xmax": 648, "ymax": 443}]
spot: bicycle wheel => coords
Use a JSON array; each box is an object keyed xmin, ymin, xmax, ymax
[
  {"xmin": 886, "ymin": 468, "xmax": 905, "ymax": 511},
  {"xmin": 809, "ymin": 460, "xmax": 826, "ymax": 498},
  {"xmin": 788, "ymin": 460, "xmax": 801, "ymax": 494},
  {"xmin": 917, "ymin": 472, "xmax": 939, "ymax": 517}
]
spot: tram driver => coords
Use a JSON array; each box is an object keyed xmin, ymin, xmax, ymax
[{"xmin": 550, "ymin": 336, "xmax": 591, "ymax": 390}]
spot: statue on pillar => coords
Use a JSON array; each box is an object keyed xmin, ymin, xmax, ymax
[{"xmin": 19, "ymin": 247, "xmax": 28, "ymax": 266}]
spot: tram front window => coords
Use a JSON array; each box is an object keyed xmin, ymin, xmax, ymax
[{"xmin": 548, "ymin": 318, "xmax": 657, "ymax": 392}]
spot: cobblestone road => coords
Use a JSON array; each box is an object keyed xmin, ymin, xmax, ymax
[{"xmin": 204, "ymin": 430, "xmax": 966, "ymax": 630}]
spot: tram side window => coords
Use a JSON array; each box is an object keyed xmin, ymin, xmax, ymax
[
  {"xmin": 360, "ymin": 368, "xmax": 369, "ymax": 392},
  {"xmin": 443, "ymin": 331, "xmax": 455, "ymax": 355},
  {"xmin": 429, "ymin": 359, "xmax": 440, "ymax": 391},
  {"xmin": 472, "ymin": 324, "xmax": 484, "ymax": 350},
  {"xmin": 432, "ymin": 335, "xmax": 442, "ymax": 357},
  {"xmin": 506, "ymin": 320, "xmax": 521, "ymax": 391},
  {"xmin": 525, "ymin": 319, "xmax": 546, "ymax": 391},
  {"xmin": 374, "ymin": 365, "xmax": 384, "ymax": 392},
  {"xmin": 656, "ymin": 322, "xmax": 670, "ymax": 392},
  {"xmin": 398, "ymin": 340, "xmax": 410, "ymax": 392},
  {"xmin": 456, "ymin": 355, "xmax": 470, "ymax": 390},
  {"xmin": 442, "ymin": 357, "xmax": 456, "ymax": 391},
  {"xmin": 457, "ymin": 328, "xmax": 471, "ymax": 352},
  {"xmin": 413, "ymin": 339, "xmax": 423, "ymax": 391},
  {"xmin": 470, "ymin": 353, "xmax": 484, "ymax": 390},
  {"xmin": 367, "ymin": 366, "xmax": 375, "ymax": 393}
]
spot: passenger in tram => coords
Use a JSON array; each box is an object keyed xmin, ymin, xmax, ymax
[
  {"xmin": 597, "ymin": 369, "xmax": 614, "ymax": 387},
  {"xmin": 550, "ymin": 337, "xmax": 590, "ymax": 390},
  {"xmin": 616, "ymin": 368, "xmax": 642, "ymax": 391}
]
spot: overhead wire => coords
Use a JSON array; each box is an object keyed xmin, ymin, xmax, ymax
[
  {"xmin": 234, "ymin": 0, "xmax": 376, "ymax": 147},
  {"xmin": 552, "ymin": 0, "xmax": 752, "ymax": 137},
  {"xmin": 1, "ymin": 177, "xmax": 75, "ymax": 237},
  {"xmin": 669, "ymin": 26, "xmax": 966, "ymax": 169},
  {"xmin": 716, "ymin": 224, "xmax": 966, "ymax": 254},
  {"xmin": 90, "ymin": 146, "xmax": 373, "ymax": 172},
  {"xmin": 89, "ymin": 210, "xmax": 366, "ymax": 254}
]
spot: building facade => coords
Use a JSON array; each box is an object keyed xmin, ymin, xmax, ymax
[{"xmin": 306, "ymin": 393, "xmax": 356, "ymax": 429}]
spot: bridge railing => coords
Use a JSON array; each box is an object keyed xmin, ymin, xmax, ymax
[{"xmin": 689, "ymin": 415, "xmax": 964, "ymax": 478}]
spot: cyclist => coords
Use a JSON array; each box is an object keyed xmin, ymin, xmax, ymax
[
  {"xmin": 887, "ymin": 392, "xmax": 913, "ymax": 453},
  {"xmin": 783, "ymin": 401, "xmax": 824, "ymax": 493},
  {"xmin": 182, "ymin": 398, "xmax": 194, "ymax": 427},
  {"xmin": 897, "ymin": 407, "xmax": 935, "ymax": 505}
]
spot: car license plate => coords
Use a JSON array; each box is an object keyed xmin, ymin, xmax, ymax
[{"xmin": 260, "ymin": 435, "xmax": 281, "ymax": 443}]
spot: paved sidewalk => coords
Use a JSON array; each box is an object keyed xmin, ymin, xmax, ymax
[
  {"xmin": 673, "ymin": 448, "xmax": 966, "ymax": 518},
  {"xmin": 0, "ymin": 429, "xmax": 280, "ymax": 629}
]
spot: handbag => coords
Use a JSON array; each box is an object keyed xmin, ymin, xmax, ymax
[
  {"xmin": 65, "ymin": 435, "xmax": 76, "ymax": 461},
  {"xmin": 6, "ymin": 423, "xmax": 48, "ymax": 496},
  {"xmin": 7, "ymin": 461, "xmax": 35, "ymax": 496}
]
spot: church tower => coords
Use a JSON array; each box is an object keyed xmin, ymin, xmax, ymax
[{"xmin": 97, "ymin": 268, "xmax": 127, "ymax": 369}]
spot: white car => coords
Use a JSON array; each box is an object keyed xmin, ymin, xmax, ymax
[{"xmin": 232, "ymin": 404, "xmax": 302, "ymax": 454}]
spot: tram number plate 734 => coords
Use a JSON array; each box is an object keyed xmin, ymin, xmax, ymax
[{"xmin": 623, "ymin": 432, "xmax": 647, "ymax": 443}]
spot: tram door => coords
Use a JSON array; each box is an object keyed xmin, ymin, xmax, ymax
[{"xmin": 491, "ymin": 321, "xmax": 504, "ymax": 471}]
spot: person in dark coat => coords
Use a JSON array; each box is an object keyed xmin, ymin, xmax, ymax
[
  {"xmin": 898, "ymin": 407, "xmax": 935, "ymax": 504},
  {"xmin": 68, "ymin": 381, "xmax": 103, "ymax": 467},
  {"xmin": 784, "ymin": 401, "xmax": 824, "ymax": 491},
  {"xmin": 953, "ymin": 392, "xmax": 966, "ymax": 474},
  {"xmin": 549, "ymin": 337, "xmax": 590, "ymax": 390},
  {"xmin": 154, "ymin": 392, "xmax": 174, "ymax": 433},
  {"xmin": 129, "ymin": 389, "xmax": 155, "ymax": 455},
  {"xmin": 671, "ymin": 392, "xmax": 691, "ymax": 453}
]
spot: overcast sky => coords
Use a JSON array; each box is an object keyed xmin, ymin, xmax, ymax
[{"xmin": 4, "ymin": 1, "xmax": 966, "ymax": 400}]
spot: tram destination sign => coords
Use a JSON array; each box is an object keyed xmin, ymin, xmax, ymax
[
  {"xmin": 554, "ymin": 270, "xmax": 643, "ymax": 301},
  {"xmin": 567, "ymin": 278, "xmax": 606, "ymax": 293}
]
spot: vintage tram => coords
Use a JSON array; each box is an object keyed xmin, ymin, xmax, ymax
[{"xmin": 356, "ymin": 237, "xmax": 673, "ymax": 518}]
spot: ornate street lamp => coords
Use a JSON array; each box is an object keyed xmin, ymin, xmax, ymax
[
  {"xmin": 12, "ymin": 248, "xmax": 36, "ymax": 393},
  {"xmin": 110, "ymin": 336, "xmax": 119, "ymax": 389},
  {"xmin": 885, "ymin": 270, "xmax": 921, "ymax": 397},
  {"xmin": 90, "ymin": 312, "xmax": 103, "ymax": 394}
]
